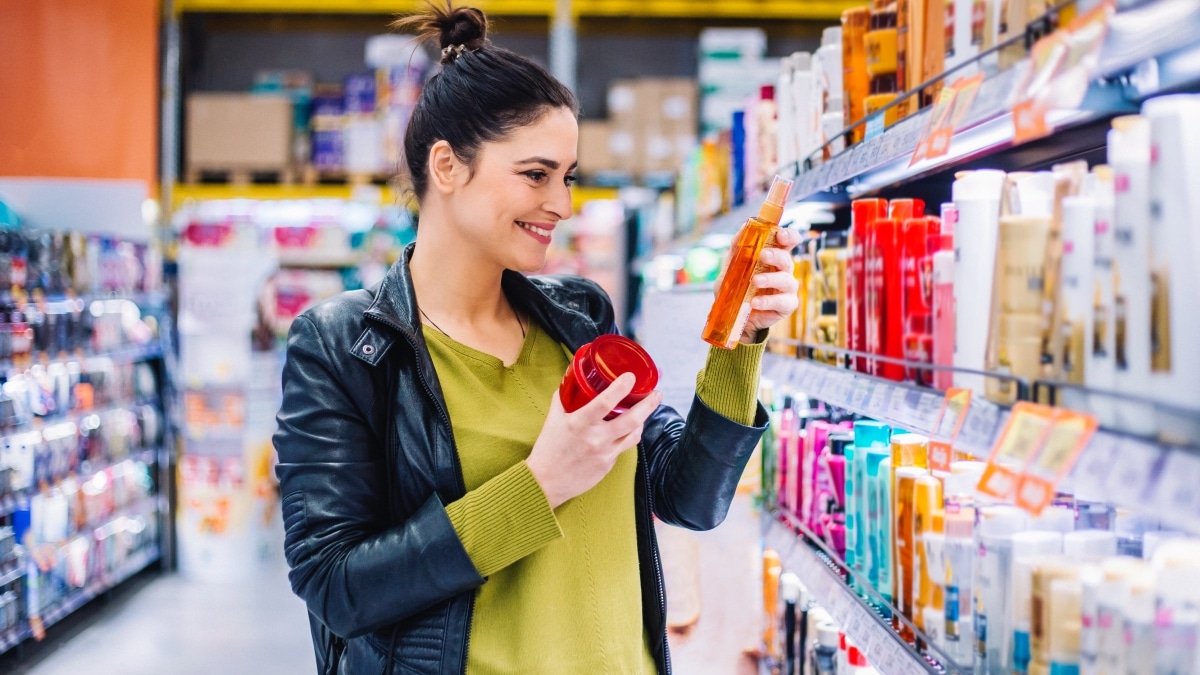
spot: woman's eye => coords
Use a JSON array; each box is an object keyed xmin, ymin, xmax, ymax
[
  {"xmin": 564, "ymin": 174, "xmax": 578, "ymax": 187},
  {"xmin": 523, "ymin": 170, "xmax": 549, "ymax": 183}
]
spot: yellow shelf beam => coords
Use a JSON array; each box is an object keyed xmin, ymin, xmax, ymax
[
  {"xmin": 174, "ymin": 0, "xmax": 859, "ymax": 20},
  {"xmin": 171, "ymin": 182, "xmax": 618, "ymax": 213}
]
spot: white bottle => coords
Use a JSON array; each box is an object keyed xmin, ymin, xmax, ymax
[
  {"xmin": 952, "ymin": 170, "xmax": 1007, "ymax": 396},
  {"xmin": 1143, "ymin": 95, "xmax": 1200, "ymax": 413},
  {"xmin": 1085, "ymin": 168, "xmax": 1118, "ymax": 426},
  {"xmin": 1107, "ymin": 116, "xmax": 1156, "ymax": 434},
  {"xmin": 975, "ymin": 505, "xmax": 1030, "ymax": 675},
  {"xmin": 1060, "ymin": 194, "xmax": 1096, "ymax": 413},
  {"xmin": 1009, "ymin": 532, "xmax": 1064, "ymax": 675},
  {"xmin": 777, "ymin": 56, "xmax": 798, "ymax": 174}
]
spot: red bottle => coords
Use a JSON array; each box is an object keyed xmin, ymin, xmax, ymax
[
  {"xmin": 851, "ymin": 199, "xmax": 887, "ymax": 374},
  {"xmin": 902, "ymin": 216, "xmax": 941, "ymax": 385},
  {"xmin": 872, "ymin": 217, "xmax": 906, "ymax": 381}
]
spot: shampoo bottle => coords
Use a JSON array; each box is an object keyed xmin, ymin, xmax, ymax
[
  {"xmin": 1060, "ymin": 194, "xmax": 1096, "ymax": 412},
  {"xmin": 704, "ymin": 176, "xmax": 795, "ymax": 349},
  {"xmin": 952, "ymin": 170, "xmax": 1007, "ymax": 395},
  {"xmin": 933, "ymin": 204, "xmax": 958, "ymax": 391},
  {"xmin": 1085, "ymin": 167, "xmax": 1117, "ymax": 426},
  {"xmin": 842, "ymin": 8, "xmax": 872, "ymax": 145}
]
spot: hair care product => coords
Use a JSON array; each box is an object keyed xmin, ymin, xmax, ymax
[
  {"xmin": 1085, "ymin": 167, "xmax": 1117, "ymax": 426},
  {"xmin": 914, "ymin": 474, "xmax": 945, "ymax": 636},
  {"xmin": 704, "ymin": 176, "xmax": 795, "ymax": 348},
  {"xmin": 843, "ymin": 9, "xmax": 872, "ymax": 145},
  {"xmin": 952, "ymin": 170, "xmax": 1007, "ymax": 395},
  {"xmin": 853, "ymin": 200, "xmax": 888, "ymax": 373},
  {"xmin": 1010, "ymin": 533, "xmax": 1064, "ymax": 675},
  {"xmin": 933, "ymin": 204, "xmax": 958, "ymax": 390},
  {"xmin": 1060, "ymin": 194, "xmax": 1096, "ymax": 412},
  {"xmin": 976, "ymin": 505, "xmax": 1030, "ymax": 675}
]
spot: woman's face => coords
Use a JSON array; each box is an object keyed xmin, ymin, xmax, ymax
[{"xmin": 443, "ymin": 106, "xmax": 578, "ymax": 273}]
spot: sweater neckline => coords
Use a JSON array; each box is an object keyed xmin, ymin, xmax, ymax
[{"xmin": 422, "ymin": 319, "xmax": 540, "ymax": 370}]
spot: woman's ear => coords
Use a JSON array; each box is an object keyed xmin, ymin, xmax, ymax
[{"xmin": 428, "ymin": 141, "xmax": 466, "ymax": 195}]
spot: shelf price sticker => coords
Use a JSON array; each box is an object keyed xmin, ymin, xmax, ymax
[
  {"xmin": 1102, "ymin": 438, "xmax": 1165, "ymax": 507},
  {"xmin": 1069, "ymin": 431, "xmax": 1118, "ymax": 501},
  {"xmin": 1149, "ymin": 450, "xmax": 1200, "ymax": 529},
  {"xmin": 1014, "ymin": 410, "xmax": 1098, "ymax": 514},
  {"xmin": 955, "ymin": 398, "xmax": 1004, "ymax": 457},
  {"xmin": 929, "ymin": 388, "xmax": 972, "ymax": 472},
  {"xmin": 979, "ymin": 402, "xmax": 1057, "ymax": 501}
]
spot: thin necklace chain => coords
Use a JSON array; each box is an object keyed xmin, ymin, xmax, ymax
[{"xmin": 417, "ymin": 305, "xmax": 526, "ymax": 340}]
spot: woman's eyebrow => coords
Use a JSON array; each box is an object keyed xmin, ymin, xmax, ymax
[{"xmin": 514, "ymin": 156, "xmax": 561, "ymax": 169}]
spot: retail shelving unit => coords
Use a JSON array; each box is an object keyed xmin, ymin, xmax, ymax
[
  {"xmin": 0, "ymin": 293, "xmax": 171, "ymax": 658},
  {"xmin": 632, "ymin": 0, "xmax": 1200, "ymax": 672}
]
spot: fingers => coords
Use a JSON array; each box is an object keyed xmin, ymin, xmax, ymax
[
  {"xmin": 753, "ymin": 270, "xmax": 800, "ymax": 295},
  {"xmin": 580, "ymin": 372, "xmax": 636, "ymax": 421},
  {"xmin": 773, "ymin": 227, "xmax": 803, "ymax": 250},
  {"xmin": 751, "ymin": 292, "xmax": 800, "ymax": 314},
  {"xmin": 758, "ymin": 246, "xmax": 795, "ymax": 273},
  {"xmin": 607, "ymin": 390, "xmax": 662, "ymax": 438}
]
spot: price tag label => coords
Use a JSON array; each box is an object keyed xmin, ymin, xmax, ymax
[
  {"xmin": 915, "ymin": 392, "xmax": 945, "ymax": 432},
  {"xmin": 888, "ymin": 386, "xmax": 912, "ymax": 422},
  {"xmin": 1150, "ymin": 450, "xmax": 1200, "ymax": 526},
  {"xmin": 979, "ymin": 402, "xmax": 1057, "ymax": 500},
  {"xmin": 867, "ymin": 383, "xmax": 891, "ymax": 419},
  {"xmin": 1068, "ymin": 431, "xmax": 1118, "ymax": 501},
  {"xmin": 864, "ymin": 113, "xmax": 886, "ymax": 141},
  {"xmin": 1103, "ymin": 438, "xmax": 1164, "ymax": 508},
  {"xmin": 1014, "ymin": 410, "xmax": 1099, "ymax": 514},
  {"xmin": 955, "ymin": 399, "xmax": 1003, "ymax": 457},
  {"xmin": 849, "ymin": 379, "xmax": 872, "ymax": 409},
  {"xmin": 929, "ymin": 388, "xmax": 972, "ymax": 472}
]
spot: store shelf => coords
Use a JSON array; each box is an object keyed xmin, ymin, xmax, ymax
[
  {"xmin": 763, "ymin": 512, "xmax": 953, "ymax": 675},
  {"xmin": 33, "ymin": 545, "xmax": 161, "ymax": 638},
  {"xmin": 172, "ymin": 0, "xmax": 860, "ymax": 20},
  {"xmin": 0, "ymin": 448, "xmax": 161, "ymax": 520},
  {"xmin": 763, "ymin": 348, "xmax": 1200, "ymax": 536}
]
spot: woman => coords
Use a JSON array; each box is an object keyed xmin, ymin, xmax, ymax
[{"xmin": 273, "ymin": 4, "xmax": 801, "ymax": 673}]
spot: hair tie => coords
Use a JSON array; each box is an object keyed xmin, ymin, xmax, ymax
[{"xmin": 440, "ymin": 43, "xmax": 472, "ymax": 63}]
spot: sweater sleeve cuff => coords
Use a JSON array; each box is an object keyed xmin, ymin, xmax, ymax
[
  {"xmin": 695, "ymin": 340, "xmax": 766, "ymax": 427},
  {"xmin": 444, "ymin": 461, "xmax": 563, "ymax": 578}
]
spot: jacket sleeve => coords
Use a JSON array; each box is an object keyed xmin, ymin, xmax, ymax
[
  {"xmin": 576, "ymin": 278, "xmax": 769, "ymax": 532},
  {"xmin": 274, "ymin": 315, "xmax": 484, "ymax": 639}
]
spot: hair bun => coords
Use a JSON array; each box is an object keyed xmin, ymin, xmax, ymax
[
  {"xmin": 438, "ymin": 6, "xmax": 487, "ymax": 49},
  {"xmin": 392, "ymin": 3, "xmax": 489, "ymax": 61}
]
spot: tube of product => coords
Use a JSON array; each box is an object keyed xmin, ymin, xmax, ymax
[
  {"xmin": 902, "ymin": 216, "xmax": 941, "ymax": 385},
  {"xmin": 1060, "ymin": 194, "xmax": 1096, "ymax": 412},
  {"xmin": 1010, "ymin": 532, "xmax": 1065, "ymax": 675},
  {"xmin": 1079, "ymin": 566, "xmax": 1103, "ymax": 675},
  {"xmin": 1144, "ymin": 95, "xmax": 1200, "ymax": 412},
  {"xmin": 782, "ymin": 572, "xmax": 804, "ymax": 675},
  {"xmin": 877, "ymin": 456, "xmax": 896, "ymax": 614},
  {"xmin": 975, "ymin": 505, "xmax": 1031, "ymax": 675},
  {"xmin": 845, "ymin": 436, "xmax": 863, "ymax": 593},
  {"xmin": 1031, "ymin": 558, "xmax": 1081, "ymax": 672},
  {"xmin": 952, "ymin": 170, "xmax": 1007, "ymax": 395},
  {"xmin": 1149, "ymin": 540, "xmax": 1200, "ymax": 675},
  {"xmin": 1047, "ymin": 576, "xmax": 1084, "ymax": 675},
  {"xmin": 777, "ymin": 56, "xmax": 798, "ymax": 176},
  {"xmin": 1107, "ymin": 116, "xmax": 1155, "ymax": 433},
  {"xmin": 943, "ymin": 462, "xmax": 985, "ymax": 667},
  {"xmin": 805, "ymin": 421, "xmax": 836, "ymax": 535},
  {"xmin": 877, "ymin": 217, "xmax": 909, "ymax": 381},
  {"xmin": 704, "ymin": 176, "xmax": 795, "ymax": 349},
  {"xmin": 1097, "ymin": 558, "xmax": 1151, "ymax": 675},
  {"xmin": 914, "ymin": 474, "xmax": 944, "ymax": 637},
  {"xmin": 778, "ymin": 396, "xmax": 797, "ymax": 513},
  {"xmin": 1085, "ymin": 167, "xmax": 1117, "ymax": 426},
  {"xmin": 765, "ymin": 551, "xmax": 783, "ymax": 658},
  {"xmin": 842, "ymin": 8, "xmax": 871, "ymax": 145},
  {"xmin": 853, "ymin": 200, "xmax": 888, "ymax": 374},
  {"xmin": 987, "ymin": 214, "xmax": 1052, "ymax": 404},
  {"xmin": 862, "ymin": 434, "xmax": 893, "ymax": 608},
  {"xmin": 895, "ymin": 466, "xmax": 928, "ymax": 641},
  {"xmin": 924, "ymin": 509, "xmax": 947, "ymax": 650},
  {"xmin": 934, "ymin": 204, "xmax": 957, "ymax": 391},
  {"xmin": 1123, "ymin": 568, "xmax": 1157, "ymax": 675}
]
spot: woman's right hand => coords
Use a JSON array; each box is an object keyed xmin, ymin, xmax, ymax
[{"xmin": 525, "ymin": 373, "xmax": 663, "ymax": 509}]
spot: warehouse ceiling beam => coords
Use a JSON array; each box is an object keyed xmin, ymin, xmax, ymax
[{"xmin": 173, "ymin": 0, "xmax": 862, "ymax": 20}]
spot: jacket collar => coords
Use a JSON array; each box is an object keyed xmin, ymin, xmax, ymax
[{"xmin": 360, "ymin": 243, "xmax": 602, "ymax": 356}]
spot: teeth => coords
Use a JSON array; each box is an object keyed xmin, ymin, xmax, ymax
[{"xmin": 518, "ymin": 222, "xmax": 551, "ymax": 237}]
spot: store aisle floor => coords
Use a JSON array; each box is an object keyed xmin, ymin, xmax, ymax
[{"xmin": 19, "ymin": 564, "xmax": 314, "ymax": 675}]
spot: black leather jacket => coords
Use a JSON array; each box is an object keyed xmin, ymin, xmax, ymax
[{"xmin": 274, "ymin": 245, "xmax": 768, "ymax": 674}]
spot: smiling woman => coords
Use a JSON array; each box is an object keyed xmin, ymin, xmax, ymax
[{"xmin": 273, "ymin": 3, "xmax": 798, "ymax": 674}]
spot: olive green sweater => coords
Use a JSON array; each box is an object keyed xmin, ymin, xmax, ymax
[{"xmin": 428, "ymin": 321, "xmax": 762, "ymax": 674}]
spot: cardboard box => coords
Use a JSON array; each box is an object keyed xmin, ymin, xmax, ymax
[
  {"xmin": 578, "ymin": 120, "xmax": 620, "ymax": 175},
  {"xmin": 186, "ymin": 94, "xmax": 293, "ymax": 172}
]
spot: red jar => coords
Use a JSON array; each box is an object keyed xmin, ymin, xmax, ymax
[{"xmin": 559, "ymin": 334, "xmax": 659, "ymax": 419}]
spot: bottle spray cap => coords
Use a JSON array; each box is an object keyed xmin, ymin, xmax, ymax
[
  {"xmin": 757, "ymin": 176, "xmax": 795, "ymax": 226},
  {"xmin": 781, "ymin": 571, "xmax": 804, "ymax": 604},
  {"xmin": 817, "ymin": 622, "xmax": 840, "ymax": 648}
]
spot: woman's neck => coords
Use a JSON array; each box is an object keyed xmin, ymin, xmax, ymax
[{"xmin": 408, "ymin": 210, "xmax": 510, "ymax": 329}]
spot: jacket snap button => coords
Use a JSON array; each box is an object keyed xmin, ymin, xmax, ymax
[{"xmin": 361, "ymin": 344, "xmax": 376, "ymax": 356}]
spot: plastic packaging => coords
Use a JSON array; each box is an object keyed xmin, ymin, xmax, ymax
[
  {"xmin": 704, "ymin": 176, "xmax": 795, "ymax": 348},
  {"xmin": 559, "ymin": 335, "xmax": 659, "ymax": 418},
  {"xmin": 952, "ymin": 170, "xmax": 1007, "ymax": 395}
]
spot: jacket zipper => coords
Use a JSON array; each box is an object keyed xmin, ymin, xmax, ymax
[
  {"xmin": 640, "ymin": 444, "xmax": 671, "ymax": 675},
  {"xmin": 365, "ymin": 310, "xmax": 475, "ymax": 674}
]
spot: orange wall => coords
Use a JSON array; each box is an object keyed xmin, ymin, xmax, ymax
[{"xmin": 0, "ymin": 0, "xmax": 160, "ymax": 190}]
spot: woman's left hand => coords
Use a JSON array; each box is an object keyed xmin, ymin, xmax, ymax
[{"xmin": 739, "ymin": 228, "xmax": 802, "ymax": 344}]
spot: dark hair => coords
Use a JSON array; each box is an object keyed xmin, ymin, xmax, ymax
[{"xmin": 392, "ymin": 3, "xmax": 579, "ymax": 202}]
